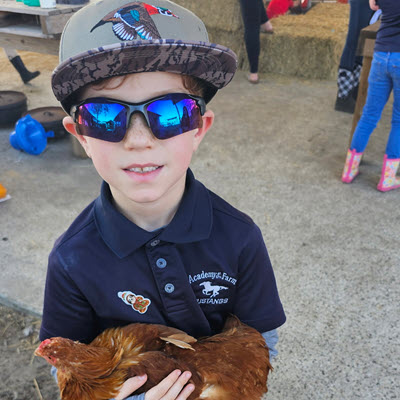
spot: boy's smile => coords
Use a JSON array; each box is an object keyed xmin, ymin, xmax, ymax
[{"xmin": 64, "ymin": 72, "xmax": 214, "ymax": 230}]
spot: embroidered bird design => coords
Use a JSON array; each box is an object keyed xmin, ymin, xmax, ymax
[{"xmin": 90, "ymin": 1, "xmax": 178, "ymax": 41}]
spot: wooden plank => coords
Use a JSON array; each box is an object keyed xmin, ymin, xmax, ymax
[
  {"xmin": 356, "ymin": 20, "xmax": 380, "ymax": 56},
  {"xmin": 39, "ymin": 12, "xmax": 73, "ymax": 35},
  {"xmin": 0, "ymin": 0, "xmax": 83, "ymax": 16},
  {"xmin": 0, "ymin": 23, "xmax": 55, "ymax": 38},
  {"xmin": 349, "ymin": 56, "xmax": 372, "ymax": 146},
  {"xmin": 0, "ymin": 30, "xmax": 59, "ymax": 53},
  {"xmin": 363, "ymin": 38, "xmax": 375, "ymax": 58},
  {"xmin": 0, "ymin": 1, "xmax": 61, "ymax": 16}
]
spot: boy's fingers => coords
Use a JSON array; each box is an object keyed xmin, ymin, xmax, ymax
[
  {"xmin": 175, "ymin": 382, "xmax": 195, "ymax": 400},
  {"xmin": 146, "ymin": 370, "xmax": 193, "ymax": 400},
  {"xmin": 145, "ymin": 370, "xmax": 180, "ymax": 399},
  {"xmin": 115, "ymin": 375, "xmax": 147, "ymax": 400},
  {"xmin": 164, "ymin": 371, "xmax": 193, "ymax": 400}
]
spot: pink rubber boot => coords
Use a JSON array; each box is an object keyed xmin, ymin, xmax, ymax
[
  {"xmin": 342, "ymin": 149, "xmax": 363, "ymax": 183},
  {"xmin": 377, "ymin": 155, "xmax": 400, "ymax": 192}
]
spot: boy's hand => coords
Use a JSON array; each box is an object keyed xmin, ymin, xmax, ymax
[
  {"xmin": 369, "ymin": 0, "xmax": 379, "ymax": 11},
  {"xmin": 145, "ymin": 370, "xmax": 195, "ymax": 400},
  {"xmin": 115, "ymin": 375, "xmax": 148, "ymax": 400}
]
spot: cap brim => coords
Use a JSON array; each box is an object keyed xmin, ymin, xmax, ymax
[{"xmin": 52, "ymin": 39, "xmax": 237, "ymax": 113}]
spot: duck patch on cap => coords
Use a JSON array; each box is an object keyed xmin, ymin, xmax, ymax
[{"xmin": 91, "ymin": 1, "xmax": 179, "ymax": 41}]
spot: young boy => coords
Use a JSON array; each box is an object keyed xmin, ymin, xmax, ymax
[{"xmin": 39, "ymin": 0, "xmax": 286, "ymax": 399}]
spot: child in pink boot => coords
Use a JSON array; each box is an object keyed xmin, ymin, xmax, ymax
[{"xmin": 342, "ymin": 0, "xmax": 400, "ymax": 192}]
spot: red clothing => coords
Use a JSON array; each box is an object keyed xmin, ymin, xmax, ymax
[{"xmin": 266, "ymin": 0, "xmax": 294, "ymax": 19}]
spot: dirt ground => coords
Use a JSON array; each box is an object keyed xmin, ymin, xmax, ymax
[
  {"xmin": 0, "ymin": 303, "xmax": 59, "ymax": 400},
  {"xmin": 4, "ymin": 42, "xmax": 397, "ymax": 399},
  {"xmin": 0, "ymin": 50, "xmax": 59, "ymax": 400}
]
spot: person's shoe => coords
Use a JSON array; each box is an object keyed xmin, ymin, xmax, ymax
[
  {"xmin": 260, "ymin": 20, "xmax": 274, "ymax": 34},
  {"xmin": 342, "ymin": 149, "xmax": 363, "ymax": 183},
  {"xmin": 9, "ymin": 55, "xmax": 40, "ymax": 84},
  {"xmin": 377, "ymin": 155, "xmax": 400, "ymax": 192},
  {"xmin": 335, "ymin": 94, "xmax": 356, "ymax": 114},
  {"xmin": 247, "ymin": 73, "xmax": 259, "ymax": 84}
]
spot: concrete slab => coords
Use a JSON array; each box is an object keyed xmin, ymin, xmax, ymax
[{"xmin": 0, "ymin": 69, "xmax": 399, "ymax": 399}]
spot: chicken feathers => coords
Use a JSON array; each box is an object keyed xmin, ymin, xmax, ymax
[{"xmin": 35, "ymin": 316, "xmax": 272, "ymax": 400}]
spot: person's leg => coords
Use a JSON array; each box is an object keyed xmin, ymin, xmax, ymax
[
  {"xmin": 353, "ymin": 0, "xmax": 375, "ymax": 67},
  {"xmin": 378, "ymin": 53, "xmax": 400, "ymax": 191},
  {"xmin": 384, "ymin": 53, "xmax": 400, "ymax": 159},
  {"xmin": 260, "ymin": 0, "xmax": 273, "ymax": 33},
  {"xmin": 350, "ymin": 53, "xmax": 392, "ymax": 153},
  {"xmin": 239, "ymin": 0, "xmax": 262, "ymax": 82},
  {"xmin": 4, "ymin": 47, "xmax": 40, "ymax": 84},
  {"xmin": 342, "ymin": 52, "xmax": 392, "ymax": 183},
  {"xmin": 339, "ymin": 0, "xmax": 372, "ymax": 71},
  {"xmin": 336, "ymin": 0, "xmax": 373, "ymax": 112}
]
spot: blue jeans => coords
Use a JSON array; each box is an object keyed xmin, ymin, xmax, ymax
[
  {"xmin": 339, "ymin": 0, "xmax": 373, "ymax": 71},
  {"xmin": 351, "ymin": 52, "xmax": 400, "ymax": 159}
]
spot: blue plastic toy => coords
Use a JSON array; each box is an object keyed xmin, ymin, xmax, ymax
[{"xmin": 9, "ymin": 114, "xmax": 54, "ymax": 155}]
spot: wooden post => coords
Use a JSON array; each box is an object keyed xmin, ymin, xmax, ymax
[
  {"xmin": 348, "ymin": 39, "xmax": 375, "ymax": 146},
  {"xmin": 349, "ymin": 22, "xmax": 380, "ymax": 146}
]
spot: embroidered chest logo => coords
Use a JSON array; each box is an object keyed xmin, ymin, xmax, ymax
[
  {"xmin": 90, "ymin": 2, "xmax": 179, "ymax": 41},
  {"xmin": 199, "ymin": 281, "xmax": 228, "ymax": 298},
  {"xmin": 118, "ymin": 290, "xmax": 151, "ymax": 314},
  {"xmin": 189, "ymin": 271, "xmax": 237, "ymax": 305}
]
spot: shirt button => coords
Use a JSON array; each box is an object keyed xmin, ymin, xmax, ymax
[
  {"xmin": 156, "ymin": 258, "xmax": 167, "ymax": 268},
  {"xmin": 150, "ymin": 239, "xmax": 160, "ymax": 247},
  {"xmin": 164, "ymin": 283, "xmax": 175, "ymax": 293}
]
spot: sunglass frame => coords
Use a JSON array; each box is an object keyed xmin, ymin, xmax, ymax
[{"xmin": 70, "ymin": 93, "xmax": 206, "ymax": 141}]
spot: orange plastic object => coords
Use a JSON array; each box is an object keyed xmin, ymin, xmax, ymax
[{"xmin": 0, "ymin": 183, "xmax": 7, "ymax": 199}]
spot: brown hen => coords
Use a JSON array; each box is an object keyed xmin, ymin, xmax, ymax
[{"xmin": 35, "ymin": 316, "xmax": 272, "ymax": 400}]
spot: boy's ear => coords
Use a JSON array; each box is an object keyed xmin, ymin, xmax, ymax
[
  {"xmin": 63, "ymin": 116, "xmax": 92, "ymax": 158},
  {"xmin": 193, "ymin": 109, "xmax": 214, "ymax": 151}
]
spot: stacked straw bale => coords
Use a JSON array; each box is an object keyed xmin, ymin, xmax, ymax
[
  {"xmin": 173, "ymin": 0, "xmax": 247, "ymax": 64},
  {"xmin": 174, "ymin": 0, "xmax": 350, "ymax": 80}
]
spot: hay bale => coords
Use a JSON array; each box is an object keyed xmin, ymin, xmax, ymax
[
  {"xmin": 173, "ymin": 1, "xmax": 350, "ymax": 80},
  {"xmin": 173, "ymin": 0, "xmax": 242, "ymax": 32},
  {"xmin": 257, "ymin": 3, "xmax": 350, "ymax": 79}
]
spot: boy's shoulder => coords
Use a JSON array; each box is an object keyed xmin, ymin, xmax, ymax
[
  {"xmin": 206, "ymin": 186, "xmax": 255, "ymax": 227},
  {"xmin": 53, "ymin": 199, "xmax": 97, "ymax": 251}
]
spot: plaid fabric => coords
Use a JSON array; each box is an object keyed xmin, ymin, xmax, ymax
[
  {"xmin": 337, "ymin": 66, "xmax": 362, "ymax": 99},
  {"xmin": 353, "ymin": 64, "xmax": 362, "ymax": 84}
]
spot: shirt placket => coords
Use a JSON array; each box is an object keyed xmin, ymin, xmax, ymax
[{"xmin": 145, "ymin": 239, "xmax": 211, "ymax": 337}]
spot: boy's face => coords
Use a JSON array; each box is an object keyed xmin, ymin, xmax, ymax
[{"xmin": 63, "ymin": 72, "xmax": 214, "ymax": 216}]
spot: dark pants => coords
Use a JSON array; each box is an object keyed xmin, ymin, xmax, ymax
[
  {"xmin": 239, "ymin": 0, "xmax": 269, "ymax": 73},
  {"xmin": 339, "ymin": 0, "xmax": 373, "ymax": 71}
]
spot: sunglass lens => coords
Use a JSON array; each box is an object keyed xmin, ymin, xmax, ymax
[
  {"xmin": 77, "ymin": 102, "xmax": 127, "ymax": 142},
  {"xmin": 146, "ymin": 96, "xmax": 201, "ymax": 139}
]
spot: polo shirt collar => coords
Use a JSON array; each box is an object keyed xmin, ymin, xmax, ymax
[{"xmin": 94, "ymin": 169, "xmax": 213, "ymax": 258}]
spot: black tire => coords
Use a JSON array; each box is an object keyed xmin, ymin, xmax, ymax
[
  {"xmin": 22, "ymin": 107, "xmax": 68, "ymax": 139},
  {"xmin": 0, "ymin": 91, "xmax": 27, "ymax": 126}
]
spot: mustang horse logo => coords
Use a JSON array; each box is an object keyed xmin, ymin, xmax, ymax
[{"xmin": 199, "ymin": 281, "xmax": 228, "ymax": 298}]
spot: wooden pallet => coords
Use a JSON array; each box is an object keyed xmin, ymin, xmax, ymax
[{"xmin": 0, "ymin": 0, "xmax": 84, "ymax": 54}]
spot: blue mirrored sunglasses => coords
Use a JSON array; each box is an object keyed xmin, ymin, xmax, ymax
[{"xmin": 71, "ymin": 93, "xmax": 206, "ymax": 142}]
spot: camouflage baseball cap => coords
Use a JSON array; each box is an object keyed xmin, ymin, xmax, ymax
[{"xmin": 52, "ymin": 0, "xmax": 238, "ymax": 113}]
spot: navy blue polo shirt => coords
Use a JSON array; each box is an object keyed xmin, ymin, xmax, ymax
[{"xmin": 40, "ymin": 169, "xmax": 285, "ymax": 343}]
